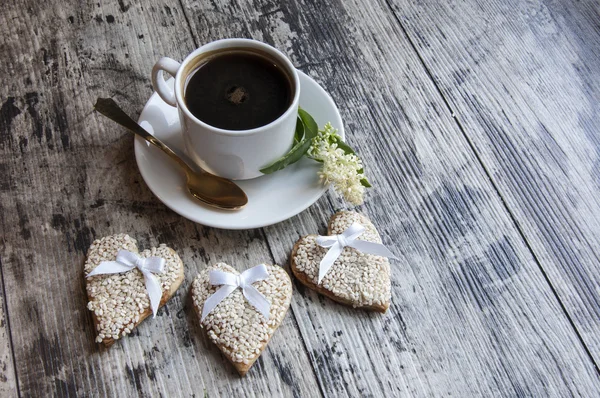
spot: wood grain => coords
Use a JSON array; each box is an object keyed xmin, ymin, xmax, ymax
[
  {"xmin": 0, "ymin": 0, "xmax": 319, "ymax": 396},
  {"xmin": 178, "ymin": 0, "xmax": 599, "ymax": 395},
  {"xmin": 388, "ymin": 0, "xmax": 600, "ymax": 363}
]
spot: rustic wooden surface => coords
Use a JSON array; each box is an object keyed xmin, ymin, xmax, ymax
[
  {"xmin": 1, "ymin": 0, "xmax": 600, "ymax": 397},
  {"xmin": 391, "ymin": 0, "xmax": 600, "ymax": 365}
]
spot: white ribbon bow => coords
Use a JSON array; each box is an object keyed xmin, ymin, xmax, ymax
[
  {"xmin": 86, "ymin": 250, "xmax": 166, "ymax": 318},
  {"xmin": 201, "ymin": 264, "xmax": 271, "ymax": 321},
  {"xmin": 316, "ymin": 222, "xmax": 397, "ymax": 284}
]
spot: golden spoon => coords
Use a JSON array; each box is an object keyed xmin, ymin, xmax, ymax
[{"xmin": 94, "ymin": 98, "xmax": 248, "ymax": 210}]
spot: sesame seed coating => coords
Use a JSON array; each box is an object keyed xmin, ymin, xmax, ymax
[
  {"xmin": 191, "ymin": 263, "xmax": 292, "ymax": 368},
  {"xmin": 84, "ymin": 234, "xmax": 183, "ymax": 344},
  {"xmin": 292, "ymin": 211, "xmax": 391, "ymax": 309}
]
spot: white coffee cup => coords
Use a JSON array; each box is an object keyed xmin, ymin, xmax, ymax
[{"xmin": 151, "ymin": 38, "xmax": 300, "ymax": 180}]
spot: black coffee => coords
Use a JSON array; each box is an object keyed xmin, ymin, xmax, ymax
[{"xmin": 184, "ymin": 50, "xmax": 293, "ymax": 130}]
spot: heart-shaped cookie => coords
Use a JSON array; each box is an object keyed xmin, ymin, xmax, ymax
[
  {"xmin": 84, "ymin": 234, "xmax": 184, "ymax": 346},
  {"xmin": 190, "ymin": 263, "xmax": 292, "ymax": 376},
  {"xmin": 291, "ymin": 211, "xmax": 391, "ymax": 312}
]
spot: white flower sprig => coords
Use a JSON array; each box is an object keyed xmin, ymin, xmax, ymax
[
  {"xmin": 260, "ymin": 108, "xmax": 371, "ymax": 206},
  {"xmin": 307, "ymin": 123, "xmax": 369, "ymax": 205}
]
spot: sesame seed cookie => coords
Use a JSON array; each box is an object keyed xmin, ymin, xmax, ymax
[
  {"xmin": 84, "ymin": 234, "xmax": 184, "ymax": 347},
  {"xmin": 191, "ymin": 263, "xmax": 293, "ymax": 376},
  {"xmin": 290, "ymin": 211, "xmax": 391, "ymax": 312}
]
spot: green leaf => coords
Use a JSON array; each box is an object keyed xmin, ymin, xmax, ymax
[
  {"xmin": 294, "ymin": 117, "xmax": 304, "ymax": 143},
  {"xmin": 360, "ymin": 178, "xmax": 372, "ymax": 188},
  {"xmin": 334, "ymin": 136, "xmax": 356, "ymax": 155},
  {"xmin": 298, "ymin": 108, "xmax": 318, "ymax": 139},
  {"xmin": 260, "ymin": 137, "xmax": 312, "ymax": 174}
]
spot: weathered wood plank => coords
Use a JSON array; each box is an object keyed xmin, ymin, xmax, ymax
[
  {"xmin": 388, "ymin": 0, "xmax": 600, "ymax": 363},
  {"xmin": 0, "ymin": 269, "xmax": 17, "ymax": 397},
  {"xmin": 0, "ymin": 0, "xmax": 320, "ymax": 396},
  {"xmin": 177, "ymin": 0, "xmax": 600, "ymax": 395}
]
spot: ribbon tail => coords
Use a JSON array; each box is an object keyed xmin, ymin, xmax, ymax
[
  {"xmin": 202, "ymin": 285, "xmax": 236, "ymax": 321},
  {"xmin": 318, "ymin": 244, "xmax": 343, "ymax": 284},
  {"xmin": 243, "ymin": 285, "xmax": 271, "ymax": 320},
  {"xmin": 86, "ymin": 261, "xmax": 132, "ymax": 277},
  {"xmin": 350, "ymin": 240, "xmax": 398, "ymax": 259},
  {"xmin": 143, "ymin": 272, "xmax": 164, "ymax": 318}
]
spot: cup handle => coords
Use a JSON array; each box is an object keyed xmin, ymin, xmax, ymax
[{"xmin": 151, "ymin": 57, "xmax": 181, "ymax": 107}]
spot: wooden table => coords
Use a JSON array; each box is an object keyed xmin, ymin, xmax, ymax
[{"xmin": 2, "ymin": 0, "xmax": 600, "ymax": 396}]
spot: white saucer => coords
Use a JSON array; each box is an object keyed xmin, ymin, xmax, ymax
[{"xmin": 134, "ymin": 70, "xmax": 344, "ymax": 229}]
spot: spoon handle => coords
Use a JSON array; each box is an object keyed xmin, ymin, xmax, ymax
[{"xmin": 94, "ymin": 98, "xmax": 191, "ymax": 172}]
